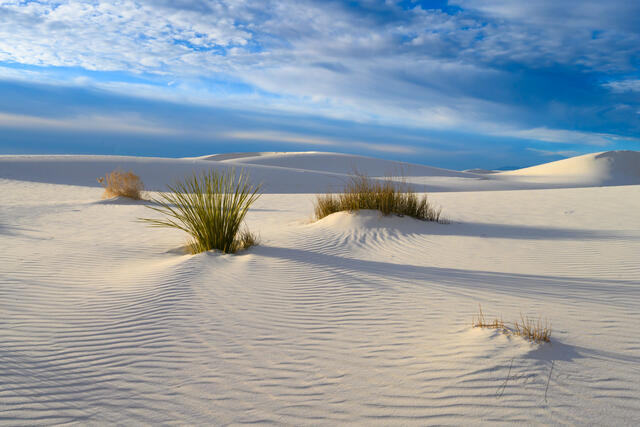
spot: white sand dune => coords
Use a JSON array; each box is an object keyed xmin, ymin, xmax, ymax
[
  {"xmin": 3, "ymin": 150, "xmax": 638, "ymax": 195},
  {"xmin": 501, "ymin": 150, "xmax": 640, "ymax": 186},
  {"xmin": 1, "ymin": 151, "xmax": 639, "ymax": 425},
  {"xmin": 0, "ymin": 155, "xmax": 348, "ymax": 193}
]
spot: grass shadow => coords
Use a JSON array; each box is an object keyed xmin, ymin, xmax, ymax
[
  {"xmin": 254, "ymin": 245, "xmax": 640, "ymax": 307},
  {"xmin": 317, "ymin": 213, "xmax": 632, "ymax": 240}
]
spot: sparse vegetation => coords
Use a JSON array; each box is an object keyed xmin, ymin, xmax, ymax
[
  {"xmin": 235, "ymin": 227, "xmax": 260, "ymax": 252},
  {"xmin": 314, "ymin": 172, "xmax": 442, "ymax": 221},
  {"xmin": 98, "ymin": 169, "xmax": 144, "ymax": 200},
  {"xmin": 472, "ymin": 305, "xmax": 508, "ymax": 332},
  {"xmin": 514, "ymin": 313, "xmax": 552, "ymax": 343},
  {"xmin": 473, "ymin": 305, "xmax": 551, "ymax": 344},
  {"xmin": 141, "ymin": 169, "xmax": 261, "ymax": 254}
]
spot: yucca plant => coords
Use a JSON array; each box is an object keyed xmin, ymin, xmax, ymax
[{"xmin": 141, "ymin": 169, "xmax": 261, "ymax": 254}]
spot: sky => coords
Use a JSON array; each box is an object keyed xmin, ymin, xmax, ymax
[{"xmin": 0, "ymin": 0, "xmax": 639, "ymax": 170}]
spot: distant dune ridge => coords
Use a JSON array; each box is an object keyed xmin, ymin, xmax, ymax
[
  {"xmin": 1, "ymin": 150, "xmax": 639, "ymax": 424},
  {"xmin": 501, "ymin": 150, "xmax": 640, "ymax": 185},
  {"xmin": 1, "ymin": 150, "xmax": 638, "ymax": 192},
  {"xmin": 197, "ymin": 151, "xmax": 477, "ymax": 178}
]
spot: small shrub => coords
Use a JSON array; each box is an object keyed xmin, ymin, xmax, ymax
[
  {"xmin": 314, "ymin": 172, "xmax": 442, "ymax": 222},
  {"xmin": 98, "ymin": 169, "xmax": 144, "ymax": 200},
  {"xmin": 473, "ymin": 305, "xmax": 551, "ymax": 344},
  {"xmin": 141, "ymin": 168, "xmax": 261, "ymax": 254}
]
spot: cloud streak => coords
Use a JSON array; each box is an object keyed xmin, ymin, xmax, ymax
[
  {"xmin": 0, "ymin": 111, "xmax": 186, "ymax": 136},
  {"xmin": 226, "ymin": 130, "xmax": 418, "ymax": 154}
]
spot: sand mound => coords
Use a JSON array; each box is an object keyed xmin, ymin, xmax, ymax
[
  {"xmin": 312, "ymin": 210, "xmax": 436, "ymax": 232},
  {"xmin": 502, "ymin": 150, "xmax": 640, "ymax": 185}
]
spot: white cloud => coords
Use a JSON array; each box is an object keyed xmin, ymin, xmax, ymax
[
  {"xmin": 453, "ymin": 0, "xmax": 640, "ymax": 32},
  {"xmin": 604, "ymin": 79, "xmax": 640, "ymax": 93},
  {"xmin": 495, "ymin": 127, "xmax": 640, "ymax": 146},
  {"xmin": 0, "ymin": 0, "xmax": 251, "ymax": 73},
  {"xmin": 451, "ymin": 0, "xmax": 640, "ymax": 70}
]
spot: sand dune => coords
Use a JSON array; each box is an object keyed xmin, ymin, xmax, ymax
[
  {"xmin": 1, "ymin": 151, "xmax": 639, "ymax": 424},
  {"xmin": 0, "ymin": 155, "xmax": 348, "ymax": 193},
  {"xmin": 2, "ymin": 150, "xmax": 638, "ymax": 195},
  {"xmin": 502, "ymin": 150, "xmax": 640, "ymax": 185}
]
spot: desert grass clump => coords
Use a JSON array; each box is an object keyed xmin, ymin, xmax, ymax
[
  {"xmin": 98, "ymin": 169, "xmax": 144, "ymax": 200},
  {"xmin": 141, "ymin": 169, "xmax": 261, "ymax": 254},
  {"xmin": 472, "ymin": 305, "xmax": 507, "ymax": 332},
  {"xmin": 473, "ymin": 305, "xmax": 552, "ymax": 344},
  {"xmin": 233, "ymin": 227, "xmax": 260, "ymax": 253},
  {"xmin": 514, "ymin": 314, "xmax": 552, "ymax": 343},
  {"xmin": 314, "ymin": 173, "xmax": 442, "ymax": 222}
]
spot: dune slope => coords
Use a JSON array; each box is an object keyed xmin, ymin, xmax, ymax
[
  {"xmin": 1, "ymin": 152, "xmax": 640, "ymax": 425},
  {"xmin": 502, "ymin": 150, "xmax": 640, "ymax": 185}
]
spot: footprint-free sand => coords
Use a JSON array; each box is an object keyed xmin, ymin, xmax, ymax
[{"xmin": 1, "ymin": 151, "xmax": 639, "ymax": 425}]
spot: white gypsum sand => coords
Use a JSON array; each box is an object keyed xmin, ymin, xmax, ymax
[{"xmin": 1, "ymin": 151, "xmax": 639, "ymax": 425}]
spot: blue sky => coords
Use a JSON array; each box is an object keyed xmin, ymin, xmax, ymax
[{"xmin": 0, "ymin": 0, "xmax": 638, "ymax": 169}]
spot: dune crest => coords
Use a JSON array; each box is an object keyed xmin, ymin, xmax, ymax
[
  {"xmin": 1, "ymin": 150, "xmax": 639, "ymax": 194},
  {"xmin": 502, "ymin": 150, "xmax": 640, "ymax": 185}
]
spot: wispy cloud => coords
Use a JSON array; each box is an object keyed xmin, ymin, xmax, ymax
[
  {"xmin": 0, "ymin": 111, "xmax": 183, "ymax": 136},
  {"xmin": 0, "ymin": 0, "xmax": 638, "ymax": 166},
  {"xmin": 526, "ymin": 147, "xmax": 581, "ymax": 157},
  {"xmin": 226, "ymin": 131, "xmax": 418, "ymax": 154},
  {"xmin": 495, "ymin": 127, "xmax": 627, "ymax": 146},
  {"xmin": 604, "ymin": 79, "xmax": 640, "ymax": 93}
]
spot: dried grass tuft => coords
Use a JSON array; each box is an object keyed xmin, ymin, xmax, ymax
[
  {"xmin": 473, "ymin": 305, "xmax": 551, "ymax": 344},
  {"xmin": 514, "ymin": 313, "xmax": 552, "ymax": 343},
  {"xmin": 472, "ymin": 305, "xmax": 508, "ymax": 332},
  {"xmin": 235, "ymin": 228, "xmax": 260, "ymax": 252},
  {"xmin": 98, "ymin": 169, "xmax": 144, "ymax": 200},
  {"xmin": 314, "ymin": 172, "xmax": 443, "ymax": 222}
]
